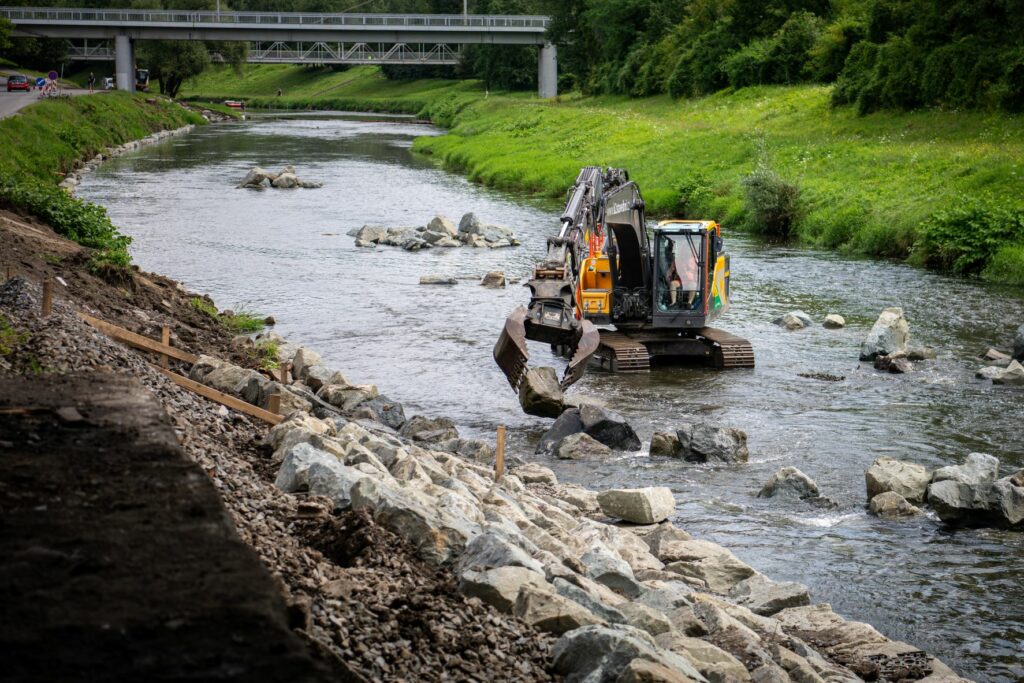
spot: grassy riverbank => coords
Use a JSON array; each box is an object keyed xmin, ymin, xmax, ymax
[
  {"xmin": 181, "ymin": 64, "xmax": 485, "ymax": 121},
  {"xmin": 0, "ymin": 91, "xmax": 205, "ymax": 274}
]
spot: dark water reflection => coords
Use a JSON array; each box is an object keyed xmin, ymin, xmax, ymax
[{"xmin": 78, "ymin": 112, "xmax": 1024, "ymax": 681}]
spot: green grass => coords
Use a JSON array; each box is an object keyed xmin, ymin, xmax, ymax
[
  {"xmin": 0, "ymin": 314, "xmax": 29, "ymax": 357},
  {"xmin": 186, "ymin": 100, "xmax": 244, "ymax": 119},
  {"xmin": 255, "ymin": 338, "xmax": 280, "ymax": 370},
  {"xmin": 181, "ymin": 64, "xmax": 485, "ymax": 118},
  {"xmin": 413, "ymin": 85, "xmax": 1024, "ymax": 283},
  {"xmin": 190, "ymin": 296, "xmax": 266, "ymax": 333},
  {"xmin": 189, "ymin": 296, "xmax": 219, "ymax": 317}
]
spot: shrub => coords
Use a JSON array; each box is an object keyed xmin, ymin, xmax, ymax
[
  {"xmin": 1001, "ymin": 51, "xmax": 1024, "ymax": 112},
  {"xmin": 831, "ymin": 41, "xmax": 878, "ymax": 106},
  {"xmin": 982, "ymin": 244, "xmax": 1024, "ymax": 285},
  {"xmin": 917, "ymin": 197, "xmax": 1024, "ymax": 276},
  {"xmin": 808, "ymin": 17, "xmax": 867, "ymax": 82},
  {"xmin": 741, "ymin": 152, "xmax": 802, "ymax": 239},
  {"xmin": 725, "ymin": 39, "xmax": 774, "ymax": 89},
  {"xmin": 675, "ymin": 172, "xmax": 715, "ymax": 218}
]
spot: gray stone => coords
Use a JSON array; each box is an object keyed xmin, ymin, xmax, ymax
[
  {"xmin": 581, "ymin": 404, "xmax": 642, "ymax": 451},
  {"xmin": 656, "ymin": 633, "xmax": 750, "ymax": 682},
  {"xmin": 290, "ymin": 348, "xmax": 321, "ymax": 380},
  {"xmin": 435, "ymin": 437, "xmax": 494, "ymax": 464},
  {"xmin": 399, "ymin": 414, "xmax": 459, "ymax": 443},
  {"xmin": 427, "ymin": 214, "xmax": 458, "ymax": 238},
  {"xmin": 458, "ymin": 211, "xmax": 483, "ymax": 235},
  {"xmin": 868, "ymin": 491, "xmax": 921, "ymax": 518},
  {"xmin": 728, "ymin": 573, "xmax": 811, "ymax": 616},
  {"xmin": 927, "ymin": 453, "xmax": 1002, "ymax": 524},
  {"xmin": 455, "ymin": 531, "xmax": 545, "ymax": 575},
  {"xmin": 757, "ymin": 466, "xmax": 820, "ymax": 500},
  {"xmin": 238, "ymin": 166, "xmax": 276, "ymax": 188},
  {"xmin": 982, "ymin": 347, "xmax": 1011, "ymax": 362},
  {"xmin": 459, "ymin": 566, "xmax": 548, "ymax": 613},
  {"xmin": 650, "ymin": 432, "xmax": 681, "ymax": 457},
  {"xmin": 519, "ymin": 366, "xmax": 565, "ymax": 418},
  {"xmin": 616, "ymin": 658, "xmax": 699, "ymax": 683},
  {"xmin": 536, "ymin": 408, "xmax": 585, "ymax": 455},
  {"xmin": 514, "ymin": 585, "xmax": 604, "ymax": 635},
  {"xmin": 419, "ymin": 275, "xmax": 457, "ymax": 285},
  {"xmin": 317, "ymin": 383, "xmax": 378, "ymax": 412},
  {"xmin": 515, "ymin": 463, "xmax": 558, "ymax": 486},
  {"xmin": 932, "ymin": 452, "xmax": 1000, "ymax": 486},
  {"xmin": 481, "ymin": 271, "xmax": 506, "ymax": 288},
  {"xmin": 306, "ymin": 460, "xmax": 369, "ymax": 510},
  {"xmin": 304, "ymin": 365, "xmax": 346, "ymax": 392},
  {"xmin": 357, "ymin": 395, "xmax": 406, "ymax": 430},
  {"xmin": 773, "ymin": 310, "xmax": 812, "ymax": 330},
  {"xmin": 552, "ymin": 577, "xmax": 628, "ymax": 624},
  {"xmin": 675, "ymin": 422, "xmax": 748, "ymax": 463},
  {"xmin": 639, "ymin": 523, "xmax": 694, "ymax": 559},
  {"xmin": 662, "ymin": 540, "xmax": 756, "ymax": 594},
  {"xmin": 557, "ymin": 432, "xmax": 613, "ymax": 460},
  {"xmin": 976, "ymin": 365, "xmax": 1005, "ymax": 380},
  {"xmin": 618, "ymin": 602, "xmax": 674, "ymax": 637},
  {"xmin": 992, "ymin": 473, "xmax": 1024, "ymax": 527},
  {"xmin": 822, "ymin": 314, "xmax": 845, "ymax": 329},
  {"xmin": 553, "ymin": 625, "xmax": 706, "ymax": 683},
  {"xmin": 865, "ymin": 457, "xmax": 931, "ymax": 504},
  {"xmin": 598, "ymin": 487, "xmax": 676, "ymax": 524},
  {"xmin": 351, "ymin": 224, "xmax": 387, "ymax": 243},
  {"xmin": 580, "ymin": 545, "xmax": 642, "ymax": 598},
  {"xmin": 274, "ymin": 442, "xmax": 341, "ymax": 493},
  {"xmin": 271, "ymin": 172, "xmax": 298, "ymax": 188},
  {"xmin": 907, "ymin": 346, "xmax": 937, "ymax": 361},
  {"xmin": 859, "ymin": 307, "xmax": 910, "ymax": 361},
  {"xmin": 992, "ymin": 359, "xmax": 1024, "ymax": 385},
  {"xmin": 1015, "ymin": 324, "xmax": 1024, "ymax": 361}
]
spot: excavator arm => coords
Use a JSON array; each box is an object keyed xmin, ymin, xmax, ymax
[{"xmin": 494, "ymin": 167, "xmax": 639, "ymax": 392}]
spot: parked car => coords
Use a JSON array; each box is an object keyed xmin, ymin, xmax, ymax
[{"xmin": 6, "ymin": 74, "xmax": 31, "ymax": 92}]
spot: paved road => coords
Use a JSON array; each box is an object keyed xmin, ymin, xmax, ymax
[{"xmin": 0, "ymin": 76, "xmax": 92, "ymax": 119}]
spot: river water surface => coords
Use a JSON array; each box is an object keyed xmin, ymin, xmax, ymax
[{"xmin": 77, "ymin": 112, "xmax": 1024, "ymax": 681}]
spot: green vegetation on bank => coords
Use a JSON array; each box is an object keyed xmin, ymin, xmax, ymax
[
  {"xmin": 182, "ymin": 64, "xmax": 486, "ymax": 122},
  {"xmin": 0, "ymin": 92, "xmax": 205, "ymax": 276},
  {"xmin": 413, "ymin": 85, "xmax": 1024, "ymax": 283}
]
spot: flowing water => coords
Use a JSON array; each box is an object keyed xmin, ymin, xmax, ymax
[{"xmin": 77, "ymin": 112, "xmax": 1024, "ymax": 681}]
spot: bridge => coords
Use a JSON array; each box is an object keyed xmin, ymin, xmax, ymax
[{"xmin": 0, "ymin": 6, "xmax": 557, "ymax": 96}]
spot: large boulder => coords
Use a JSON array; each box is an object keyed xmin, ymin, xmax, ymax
[
  {"xmin": 427, "ymin": 214, "xmax": 458, "ymax": 238},
  {"xmin": 459, "ymin": 566, "xmax": 548, "ymax": 613},
  {"xmin": 536, "ymin": 408, "xmax": 585, "ymax": 455},
  {"xmin": 757, "ymin": 466, "xmax": 819, "ymax": 500},
  {"xmin": 661, "ymin": 540, "xmax": 756, "ymax": 594},
  {"xmin": 419, "ymin": 275, "xmax": 457, "ymax": 285},
  {"xmin": 868, "ymin": 491, "xmax": 921, "ymax": 518},
  {"xmin": 455, "ymin": 531, "xmax": 545, "ymax": 575},
  {"xmin": 727, "ymin": 573, "xmax": 811, "ymax": 616},
  {"xmin": 656, "ymin": 633, "xmax": 749, "ymax": 682},
  {"xmin": 271, "ymin": 172, "xmax": 298, "ymax": 188},
  {"xmin": 926, "ymin": 452, "xmax": 1001, "ymax": 524},
  {"xmin": 399, "ymin": 414, "xmax": 459, "ymax": 443},
  {"xmin": 557, "ymin": 432, "xmax": 612, "ymax": 460},
  {"xmin": 514, "ymin": 586, "xmax": 604, "ymax": 635},
  {"xmin": 551, "ymin": 625, "xmax": 706, "ymax": 683},
  {"xmin": 649, "ymin": 432, "xmax": 681, "ymax": 457},
  {"xmin": 274, "ymin": 442, "xmax": 343, "ymax": 493},
  {"xmin": 358, "ymin": 395, "xmax": 406, "ymax": 430},
  {"xmin": 773, "ymin": 310, "xmax": 812, "ymax": 330},
  {"xmin": 580, "ymin": 404, "xmax": 642, "ymax": 451},
  {"xmin": 519, "ymin": 366, "xmax": 565, "ymax": 418},
  {"xmin": 481, "ymin": 271, "xmax": 506, "ymax": 288},
  {"xmin": 514, "ymin": 463, "xmax": 558, "ymax": 486},
  {"xmin": 931, "ymin": 452, "xmax": 999, "ymax": 486},
  {"xmin": 675, "ymin": 422, "xmax": 748, "ymax": 463},
  {"xmin": 350, "ymin": 224, "xmax": 387, "ymax": 243},
  {"xmin": 1015, "ymin": 324, "xmax": 1024, "ymax": 361},
  {"xmin": 991, "ymin": 472, "xmax": 1024, "ymax": 527},
  {"xmin": 598, "ymin": 487, "xmax": 676, "ymax": 525},
  {"xmin": 238, "ymin": 166, "xmax": 276, "ymax": 188},
  {"xmin": 458, "ymin": 212, "xmax": 483, "ymax": 235},
  {"xmin": 859, "ymin": 307, "xmax": 910, "ymax": 361},
  {"xmin": 864, "ymin": 457, "xmax": 931, "ymax": 504}
]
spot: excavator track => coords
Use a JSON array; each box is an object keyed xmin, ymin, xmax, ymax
[
  {"xmin": 701, "ymin": 327, "xmax": 756, "ymax": 369},
  {"xmin": 594, "ymin": 331, "xmax": 651, "ymax": 373}
]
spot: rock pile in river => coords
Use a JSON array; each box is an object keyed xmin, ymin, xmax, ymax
[
  {"xmin": 537, "ymin": 405, "xmax": 642, "ymax": 455},
  {"xmin": 865, "ymin": 454, "xmax": 1023, "ymax": 528},
  {"xmin": 238, "ymin": 165, "xmax": 322, "ymax": 189},
  {"xmin": 350, "ymin": 213, "xmax": 520, "ymax": 251},
  {"xmin": 860, "ymin": 307, "xmax": 909, "ymax": 360},
  {"xmin": 650, "ymin": 422, "xmax": 749, "ymax": 463}
]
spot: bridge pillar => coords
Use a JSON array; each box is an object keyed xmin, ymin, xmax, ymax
[
  {"xmin": 538, "ymin": 43, "xmax": 557, "ymax": 99},
  {"xmin": 115, "ymin": 34, "xmax": 135, "ymax": 92}
]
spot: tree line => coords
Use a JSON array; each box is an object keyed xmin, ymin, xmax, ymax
[{"xmin": 2, "ymin": 0, "xmax": 1022, "ymax": 112}]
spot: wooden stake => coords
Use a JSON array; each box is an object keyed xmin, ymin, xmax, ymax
[
  {"xmin": 495, "ymin": 425, "xmax": 506, "ymax": 482},
  {"xmin": 268, "ymin": 393, "xmax": 281, "ymax": 415},
  {"xmin": 160, "ymin": 326, "xmax": 171, "ymax": 369},
  {"xmin": 79, "ymin": 312, "xmax": 199, "ymax": 364},
  {"xmin": 279, "ymin": 361, "xmax": 289, "ymax": 385},
  {"xmin": 4, "ymin": 264, "xmax": 14, "ymax": 281},
  {"xmin": 41, "ymin": 279, "xmax": 53, "ymax": 316}
]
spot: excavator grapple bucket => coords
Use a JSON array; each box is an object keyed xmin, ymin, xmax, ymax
[
  {"xmin": 494, "ymin": 305, "xmax": 529, "ymax": 391},
  {"xmin": 562, "ymin": 320, "xmax": 599, "ymax": 389}
]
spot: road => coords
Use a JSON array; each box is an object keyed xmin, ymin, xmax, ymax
[{"xmin": 0, "ymin": 76, "xmax": 92, "ymax": 119}]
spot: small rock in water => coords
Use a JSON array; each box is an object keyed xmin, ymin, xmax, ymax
[
  {"xmin": 865, "ymin": 457, "xmax": 931, "ymax": 504},
  {"xmin": 981, "ymin": 347, "xmax": 1011, "ymax": 362},
  {"xmin": 518, "ymin": 367, "xmax": 564, "ymax": 418},
  {"xmin": 535, "ymin": 408, "xmax": 584, "ymax": 455},
  {"xmin": 822, "ymin": 314, "xmax": 846, "ymax": 329},
  {"xmin": 427, "ymin": 214, "xmax": 458, "ymax": 238},
  {"xmin": 976, "ymin": 365, "xmax": 1005, "ymax": 380},
  {"xmin": 354, "ymin": 239, "xmax": 377, "ymax": 248},
  {"xmin": 773, "ymin": 310, "xmax": 812, "ymax": 330},
  {"xmin": 481, "ymin": 271, "xmax": 506, "ymax": 288},
  {"xmin": 579, "ymin": 404, "xmax": 641, "ymax": 451},
  {"xmin": 907, "ymin": 346, "xmax": 937, "ymax": 361},
  {"xmin": 597, "ymin": 487, "xmax": 676, "ymax": 524},
  {"xmin": 419, "ymin": 275, "xmax": 457, "ymax": 285},
  {"xmin": 649, "ymin": 431, "xmax": 680, "ymax": 457},
  {"xmin": 797, "ymin": 371, "xmax": 845, "ymax": 382},
  {"xmin": 860, "ymin": 307, "xmax": 909, "ymax": 361},
  {"xmin": 556, "ymin": 432, "xmax": 611, "ymax": 460},
  {"xmin": 869, "ymin": 491, "xmax": 921, "ymax": 518},
  {"xmin": 263, "ymin": 315, "xmax": 276, "ymax": 325},
  {"xmin": 1015, "ymin": 323, "xmax": 1024, "ymax": 360},
  {"xmin": 992, "ymin": 359, "xmax": 1024, "ymax": 385},
  {"xmin": 675, "ymin": 421, "xmax": 748, "ymax": 463},
  {"xmin": 757, "ymin": 466, "xmax": 819, "ymax": 500}
]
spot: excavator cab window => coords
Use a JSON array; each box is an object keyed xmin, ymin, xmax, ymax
[{"xmin": 656, "ymin": 232, "xmax": 703, "ymax": 312}]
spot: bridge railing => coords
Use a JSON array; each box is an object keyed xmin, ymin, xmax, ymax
[{"xmin": 0, "ymin": 6, "xmax": 550, "ymax": 29}]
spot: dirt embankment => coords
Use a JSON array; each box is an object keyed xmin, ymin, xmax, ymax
[{"xmin": 0, "ymin": 216, "xmax": 556, "ymax": 681}]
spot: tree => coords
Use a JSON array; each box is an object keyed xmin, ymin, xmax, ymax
[
  {"xmin": 0, "ymin": 17, "xmax": 11, "ymax": 51},
  {"xmin": 136, "ymin": 40, "xmax": 210, "ymax": 97}
]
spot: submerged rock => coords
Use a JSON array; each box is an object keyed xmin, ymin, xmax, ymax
[
  {"xmin": 675, "ymin": 422, "xmax": 748, "ymax": 463},
  {"xmin": 557, "ymin": 432, "xmax": 612, "ymax": 460},
  {"xmin": 419, "ymin": 275, "xmax": 457, "ymax": 285},
  {"xmin": 597, "ymin": 487, "xmax": 676, "ymax": 524},
  {"xmin": 536, "ymin": 407, "xmax": 585, "ymax": 455},
  {"xmin": 1015, "ymin": 324, "xmax": 1024, "ymax": 360},
  {"xmin": 649, "ymin": 431, "xmax": 681, "ymax": 457},
  {"xmin": 480, "ymin": 271, "xmax": 506, "ymax": 288},
  {"xmin": 518, "ymin": 366, "xmax": 564, "ymax": 418},
  {"xmin": 868, "ymin": 491, "xmax": 921, "ymax": 518},
  {"xmin": 860, "ymin": 307, "xmax": 910, "ymax": 360},
  {"xmin": 822, "ymin": 313, "xmax": 846, "ymax": 329},
  {"xmin": 992, "ymin": 359, "xmax": 1024, "ymax": 385},
  {"xmin": 907, "ymin": 345, "xmax": 937, "ymax": 361},
  {"xmin": 580, "ymin": 404, "xmax": 642, "ymax": 451},
  {"xmin": 757, "ymin": 466, "xmax": 819, "ymax": 500},
  {"xmin": 773, "ymin": 310, "xmax": 812, "ymax": 330}
]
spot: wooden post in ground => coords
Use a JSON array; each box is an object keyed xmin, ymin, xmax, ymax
[
  {"xmin": 4, "ymin": 265, "xmax": 14, "ymax": 281},
  {"xmin": 41, "ymin": 279, "xmax": 53, "ymax": 316},
  {"xmin": 495, "ymin": 425, "xmax": 506, "ymax": 482},
  {"xmin": 268, "ymin": 393, "xmax": 281, "ymax": 416},
  {"xmin": 160, "ymin": 326, "xmax": 171, "ymax": 369},
  {"xmin": 279, "ymin": 361, "xmax": 289, "ymax": 385}
]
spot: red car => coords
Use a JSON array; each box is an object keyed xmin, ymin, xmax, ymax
[{"xmin": 6, "ymin": 75, "xmax": 31, "ymax": 92}]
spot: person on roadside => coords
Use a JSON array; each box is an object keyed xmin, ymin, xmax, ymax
[{"xmin": 88, "ymin": 72, "xmax": 96, "ymax": 91}]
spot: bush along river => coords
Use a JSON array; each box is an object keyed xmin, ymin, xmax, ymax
[{"xmin": 76, "ymin": 111, "xmax": 1024, "ymax": 682}]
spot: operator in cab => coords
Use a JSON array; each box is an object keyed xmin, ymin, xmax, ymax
[{"xmin": 664, "ymin": 238, "xmax": 699, "ymax": 308}]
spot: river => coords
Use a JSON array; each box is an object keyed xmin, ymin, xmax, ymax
[{"xmin": 76, "ymin": 112, "xmax": 1024, "ymax": 682}]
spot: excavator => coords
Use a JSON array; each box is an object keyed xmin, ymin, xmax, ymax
[{"xmin": 494, "ymin": 166, "xmax": 754, "ymax": 392}]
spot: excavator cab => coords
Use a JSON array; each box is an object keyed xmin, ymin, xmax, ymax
[
  {"xmin": 656, "ymin": 230, "xmax": 704, "ymax": 312},
  {"xmin": 651, "ymin": 221, "xmax": 729, "ymax": 329}
]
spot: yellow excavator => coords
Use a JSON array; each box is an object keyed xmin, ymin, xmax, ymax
[{"xmin": 494, "ymin": 166, "xmax": 754, "ymax": 392}]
